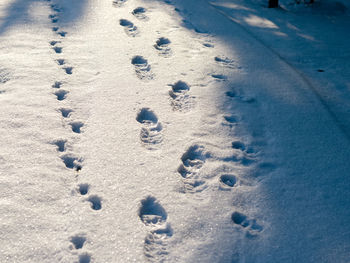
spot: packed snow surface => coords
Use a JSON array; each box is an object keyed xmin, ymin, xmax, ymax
[{"xmin": 0, "ymin": 0, "xmax": 349, "ymax": 262}]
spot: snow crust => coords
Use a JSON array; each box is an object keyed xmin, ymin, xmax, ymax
[{"xmin": 0, "ymin": 0, "xmax": 349, "ymax": 262}]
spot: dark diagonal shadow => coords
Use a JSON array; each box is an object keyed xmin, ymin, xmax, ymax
[{"xmin": 0, "ymin": 0, "xmax": 88, "ymax": 36}]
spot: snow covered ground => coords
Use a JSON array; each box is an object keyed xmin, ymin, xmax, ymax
[{"xmin": 0, "ymin": 0, "xmax": 349, "ymax": 262}]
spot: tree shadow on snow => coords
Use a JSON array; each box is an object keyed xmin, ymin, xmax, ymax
[
  {"xmin": 143, "ymin": 0, "xmax": 350, "ymax": 262},
  {"xmin": 0, "ymin": 0, "xmax": 88, "ymax": 35}
]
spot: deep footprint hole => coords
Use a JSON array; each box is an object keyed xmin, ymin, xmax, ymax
[
  {"xmin": 231, "ymin": 211, "xmax": 248, "ymax": 227},
  {"xmin": 64, "ymin": 67, "xmax": 73, "ymax": 74},
  {"xmin": 156, "ymin": 37, "xmax": 171, "ymax": 47},
  {"xmin": 70, "ymin": 121, "xmax": 84, "ymax": 133},
  {"xmin": 49, "ymin": 40, "xmax": 59, "ymax": 46},
  {"xmin": 78, "ymin": 184, "xmax": 89, "ymax": 195},
  {"xmin": 52, "ymin": 81, "xmax": 62, "ymax": 88},
  {"xmin": 132, "ymin": 7, "xmax": 146, "ymax": 14},
  {"xmin": 226, "ymin": 91, "xmax": 237, "ymax": 98},
  {"xmin": 203, "ymin": 43, "xmax": 214, "ymax": 48},
  {"xmin": 70, "ymin": 235, "xmax": 86, "ymax": 249},
  {"xmin": 232, "ymin": 141, "xmax": 246, "ymax": 151},
  {"xmin": 61, "ymin": 155, "xmax": 78, "ymax": 169},
  {"xmin": 57, "ymin": 59, "xmax": 65, "ymax": 65},
  {"xmin": 59, "ymin": 108, "xmax": 73, "ymax": 118},
  {"xmin": 136, "ymin": 108, "xmax": 158, "ymax": 124},
  {"xmin": 220, "ymin": 174, "xmax": 237, "ymax": 187},
  {"xmin": 60, "ymin": 155, "xmax": 82, "ymax": 170},
  {"xmin": 53, "ymin": 46, "xmax": 62, "ymax": 53},
  {"xmin": 88, "ymin": 195, "xmax": 102, "ymax": 210},
  {"xmin": 58, "ymin": 31, "xmax": 67, "ymax": 37},
  {"xmin": 131, "ymin": 55, "xmax": 147, "ymax": 65},
  {"xmin": 55, "ymin": 90, "xmax": 68, "ymax": 101},
  {"xmin": 171, "ymin": 80, "xmax": 189, "ymax": 93},
  {"xmin": 120, "ymin": 19, "xmax": 133, "ymax": 27},
  {"xmin": 53, "ymin": 139, "xmax": 66, "ymax": 152},
  {"xmin": 224, "ymin": 115, "xmax": 238, "ymax": 124}
]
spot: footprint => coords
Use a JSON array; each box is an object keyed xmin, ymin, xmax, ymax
[
  {"xmin": 57, "ymin": 31, "xmax": 67, "ymax": 37},
  {"xmin": 211, "ymin": 74, "xmax": 227, "ymax": 81},
  {"xmin": 53, "ymin": 139, "xmax": 66, "ymax": 152},
  {"xmin": 132, "ymin": 7, "xmax": 148, "ymax": 20},
  {"xmin": 136, "ymin": 108, "xmax": 158, "ymax": 124},
  {"xmin": 59, "ymin": 108, "xmax": 73, "ymax": 118},
  {"xmin": 203, "ymin": 43, "xmax": 214, "ymax": 48},
  {"xmin": 168, "ymin": 81, "xmax": 193, "ymax": 112},
  {"xmin": 178, "ymin": 144, "xmax": 209, "ymax": 192},
  {"xmin": 136, "ymin": 108, "xmax": 162, "ymax": 148},
  {"xmin": 54, "ymin": 90, "xmax": 68, "ymax": 101},
  {"xmin": 70, "ymin": 121, "xmax": 84, "ymax": 133},
  {"xmin": 139, "ymin": 196, "xmax": 167, "ymax": 226},
  {"xmin": 52, "ymin": 81, "xmax": 62, "ymax": 88},
  {"xmin": 131, "ymin": 56, "xmax": 153, "ymax": 80},
  {"xmin": 52, "ymin": 26, "xmax": 59, "ymax": 32},
  {"xmin": 60, "ymin": 154, "xmax": 82, "ymax": 170},
  {"xmin": 70, "ymin": 235, "xmax": 86, "ymax": 249},
  {"xmin": 87, "ymin": 195, "xmax": 102, "ymax": 210},
  {"xmin": 231, "ymin": 211, "xmax": 249, "ymax": 227},
  {"xmin": 231, "ymin": 141, "xmax": 245, "ymax": 151},
  {"xmin": 53, "ymin": 46, "xmax": 62, "ymax": 53},
  {"xmin": 215, "ymin": 56, "xmax": 241, "ymax": 69},
  {"xmin": 78, "ymin": 184, "xmax": 89, "ymax": 195},
  {"xmin": 154, "ymin": 37, "xmax": 172, "ymax": 57},
  {"xmin": 219, "ymin": 174, "xmax": 237, "ymax": 190},
  {"xmin": 223, "ymin": 115, "xmax": 239, "ymax": 127},
  {"xmin": 57, "ymin": 59, "xmax": 65, "ymax": 65},
  {"xmin": 63, "ymin": 67, "xmax": 73, "ymax": 75},
  {"xmin": 120, "ymin": 19, "xmax": 139, "ymax": 37},
  {"xmin": 225, "ymin": 90, "xmax": 238, "ymax": 98},
  {"xmin": 49, "ymin": 40, "xmax": 59, "ymax": 46},
  {"xmin": 139, "ymin": 196, "xmax": 172, "ymax": 262},
  {"xmin": 178, "ymin": 144, "xmax": 207, "ymax": 178},
  {"xmin": 113, "ymin": 0, "xmax": 127, "ymax": 7},
  {"xmin": 79, "ymin": 253, "xmax": 91, "ymax": 263},
  {"xmin": 231, "ymin": 211, "xmax": 263, "ymax": 237},
  {"xmin": 51, "ymin": 17, "xmax": 58, "ymax": 23},
  {"xmin": 50, "ymin": 4, "xmax": 62, "ymax": 12}
]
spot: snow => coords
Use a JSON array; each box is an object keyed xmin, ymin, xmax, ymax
[{"xmin": 0, "ymin": 0, "xmax": 349, "ymax": 262}]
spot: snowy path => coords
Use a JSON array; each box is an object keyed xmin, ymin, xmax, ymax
[{"xmin": 0, "ymin": 0, "xmax": 349, "ymax": 262}]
